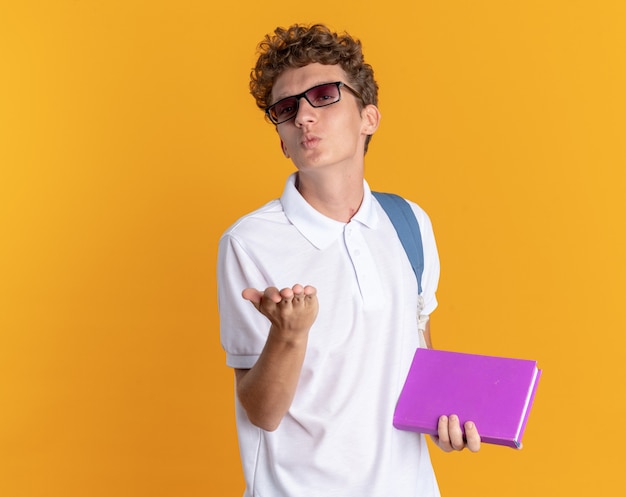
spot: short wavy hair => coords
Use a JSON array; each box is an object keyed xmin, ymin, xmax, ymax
[{"xmin": 250, "ymin": 24, "xmax": 379, "ymax": 150}]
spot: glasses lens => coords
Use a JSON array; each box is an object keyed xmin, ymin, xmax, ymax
[
  {"xmin": 269, "ymin": 97, "xmax": 298, "ymax": 124},
  {"xmin": 267, "ymin": 83, "xmax": 343, "ymax": 124},
  {"xmin": 305, "ymin": 83, "xmax": 340, "ymax": 108}
]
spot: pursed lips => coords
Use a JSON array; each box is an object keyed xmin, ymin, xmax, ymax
[{"xmin": 301, "ymin": 134, "xmax": 320, "ymax": 149}]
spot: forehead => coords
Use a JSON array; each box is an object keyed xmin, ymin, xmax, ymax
[{"xmin": 271, "ymin": 63, "xmax": 348, "ymax": 102}]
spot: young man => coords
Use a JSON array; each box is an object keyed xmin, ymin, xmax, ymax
[{"xmin": 218, "ymin": 23, "xmax": 480, "ymax": 497}]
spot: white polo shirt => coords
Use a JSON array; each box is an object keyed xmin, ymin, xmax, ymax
[{"xmin": 218, "ymin": 173, "xmax": 441, "ymax": 497}]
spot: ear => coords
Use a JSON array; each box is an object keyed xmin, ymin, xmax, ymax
[
  {"xmin": 280, "ymin": 138, "xmax": 290, "ymax": 158},
  {"xmin": 361, "ymin": 104, "xmax": 381, "ymax": 136}
]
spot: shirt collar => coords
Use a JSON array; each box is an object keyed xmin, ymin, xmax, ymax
[{"xmin": 280, "ymin": 173, "xmax": 380, "ymax": 250}]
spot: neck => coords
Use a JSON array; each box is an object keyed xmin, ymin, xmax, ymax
[{"xmin": 296, "ymin": 169, "xmax": 364, "ymax": 223}]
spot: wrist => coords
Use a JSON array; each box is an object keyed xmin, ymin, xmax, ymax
[{"xmin": 267, "ymin": 324, "xmax": 310, "ymax": 348}]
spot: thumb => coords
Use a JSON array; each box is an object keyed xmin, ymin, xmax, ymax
[{"xmin": 242, "ymin": 288, "xmax": 263, "ymax": 307}]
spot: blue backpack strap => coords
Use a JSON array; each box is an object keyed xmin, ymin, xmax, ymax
[{"xmin": 372, "ymin": 192, "xmax": 424, "ymax": 294}]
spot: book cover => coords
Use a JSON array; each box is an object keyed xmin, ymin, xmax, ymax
[{"xmin": 393, "ymin": 348, "xmax": 541, "ymax": 448}]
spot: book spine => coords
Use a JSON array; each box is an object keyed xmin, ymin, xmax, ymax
[{"xmin": 514, "ymin": 368, "xmax": 542, "ymax": 445}]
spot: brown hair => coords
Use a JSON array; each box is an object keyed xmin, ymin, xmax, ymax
[
  {"xmin": 250, "ymin": 24, "xmax": 378, "ymax": 112},
  {"xmin": 250, "ymin": 24, "xmax": 379, "ymax": 152}
]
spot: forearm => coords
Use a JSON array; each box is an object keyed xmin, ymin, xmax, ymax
[
  {"xmin": 235, "ymin": 324, "xmax": 309, "ymax": 431},
  {"xmin": 421, "ymin": 319, "xmax": 433, "ymax": 349}
]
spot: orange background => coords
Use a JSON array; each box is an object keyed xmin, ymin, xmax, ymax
[{"xmin": 1, "ymin": 1, "xmax": 625, "ymax": 496}]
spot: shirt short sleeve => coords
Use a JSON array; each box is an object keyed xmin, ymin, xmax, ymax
[
  {"xmin": 217, "ymin": 232, "xmax": 271, "ymax": 369},
  {"xmin": 408, "ymin": 201, "xmax": 440, "ymax": 317}
]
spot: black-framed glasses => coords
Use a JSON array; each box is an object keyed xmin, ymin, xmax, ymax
[{"xmin": 265, "ymin": 81, "xmax": 363, "ymax": 125}]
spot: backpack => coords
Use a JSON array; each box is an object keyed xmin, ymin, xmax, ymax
[
  {"xmin": 372, "ymin": 191, "xmax": 428, "ymax": 348},
  {"xmin": 371, "ymin": 192, "xmax": 424, "ymax": 294}
]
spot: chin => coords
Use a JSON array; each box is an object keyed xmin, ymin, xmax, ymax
[{"xmin": 293, "ymin": 154, "xmax": 329, "ymax": 170}]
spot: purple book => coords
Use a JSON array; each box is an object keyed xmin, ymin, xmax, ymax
[{"xmin": 393, "ymin": 348, "xmax": 541, "ymax": 448}]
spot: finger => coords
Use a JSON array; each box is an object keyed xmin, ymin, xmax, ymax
[
  {"xmin": 292, "ymin": 284, "xmax": 305, "ymax": 303},
  {"xmin": 279, "ymin": 287, "xmax": 295, "ymax": 303},
  {"xmin": 241, "ymin": 288, "xmax": 263, "ymax": 306},
  {"xmin": 464, "ymin": 421, "xmax": 481, "ymax": 452},
  {"xmin": 263, "ymin": 287, "xmax": 283, "ymax": 303},
  {"xmin": 448, "ymin": 415, "xmax": 465, "ymax": 451},
  {"xmin": 436, "ymin": 415, "xmax": 453, "ymax": 452}
]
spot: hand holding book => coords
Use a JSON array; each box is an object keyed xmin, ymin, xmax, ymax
[
  {"xmin": 394, "ymin": 348, "xmax": 541, "ymax": 449},
  {"xmin": 431, "ymin": 414, "xmax": 481, "ymax": 452}
]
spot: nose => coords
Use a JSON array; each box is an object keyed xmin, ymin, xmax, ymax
[{"xmin": 294, "ymin": 96, "xmax": 317, "ymax": 126}]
